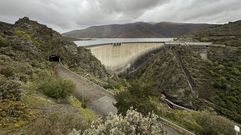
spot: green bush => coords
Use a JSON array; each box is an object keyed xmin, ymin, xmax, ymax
[
  {"xmin": 0, "ymin": 35, "xmax": 8, "ymax": 47},
  {"xmin": 15, "ymin": 30, "xmax": 32, "ymax": 41},
  {"xmin": 115, "ymin": 81, "xmax": 159, "ymax": 115},
  {"xmin": 39, "ymin": 79, "xmax": 75, "ymax": 99},
  {"xmin": 0, "ymin": 67, "xmax": 15, "ymax": 78},
  {"xmin": 0, "ymin": 99, "xmax": 30, "ymax": 128},
  {"xmin": 0, "ymin": 76, "xmax": 21, "ymax": 100},
  {"xmin": 28, "ymin": 113, "xmax": 87, "ymax": 135}
]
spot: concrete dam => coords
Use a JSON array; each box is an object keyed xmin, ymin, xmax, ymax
[
  {"xmin": 76, "ymin": 39, "xmax": 225, "ymax": 74},
  {"xmin": 87, "ymin": 42, "xmax": 165, "ymax": 73}
]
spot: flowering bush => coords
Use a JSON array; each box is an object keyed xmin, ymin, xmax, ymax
[{"xmin": 69, "ymin": 108, "xmax": 164, "ymax": 135}]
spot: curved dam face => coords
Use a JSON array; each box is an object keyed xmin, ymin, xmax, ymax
[{"xmin": 87, "ymin": 42, "xmax": 164, "ymax": 73}]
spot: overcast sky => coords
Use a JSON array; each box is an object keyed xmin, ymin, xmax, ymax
[{"xmin": 0, "ymin": 0, "xmax": 241, "ymax": 33}]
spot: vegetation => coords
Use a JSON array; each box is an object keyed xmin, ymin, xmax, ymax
[
  {"xmin": 115, "ymin": 83, "xmax": 236, "ymax": 135},
  {"xmin": 67, "ymin": 96, "xmax": 96, "ymax": 122},
  {"xmin": 0, "ymin": 35, "xmax": 7, "ymax": 47},
  {"xmin": 27, "ymin": 113, "xmax": 88, "ymax": 135},
  {"xmin": 69, "ymin": 108, "xmax": 164, "ymax": 135},
  {"xmin": 160, "ymin": 107, "xmax": 236, "ymax": 135},
  {"xmin": 180, "ymin": 20, "xmax": 241, "ymax": 122},
  {"xmin": 184, "ymin": 20, "xmax": 241, "ymax": 47},
  {"xmin": 115, "ymin": 80, "xmax": 159, "ymax": 115},
  {"xmin": 15, "ymin": 30, "xmax": 32, "ymax": 41},
  {"xmin": 0, "ymin": 17, "xmax": 110, "ymax": 133},
  {"xmin": 0, "ymin": 76, "xmax": 34, "ymax": 128},
  {"xmin": 39, "ymin": 79, "xmax": 75, "ymax": 100},
  {"xmin": 115, "ymin": 44, "xmax": 240, "ymax": 134},
  {"xmin": 0, "ymin": 16, "xmax": 240, "ymax": 134}
]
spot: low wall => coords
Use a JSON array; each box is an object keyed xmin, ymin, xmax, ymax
[{"xmin": 87, "ymin": 42, "xmax": 164, "ymax": 73}]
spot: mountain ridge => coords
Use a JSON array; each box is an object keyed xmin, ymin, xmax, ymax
[{"xmin": 63, "ymin": 22, "xmax": 215, "ymax": 38}]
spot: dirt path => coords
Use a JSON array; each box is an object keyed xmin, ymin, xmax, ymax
[{"xmin": 54, "ymin": 63, "xmax": 117, "ymax": 115}]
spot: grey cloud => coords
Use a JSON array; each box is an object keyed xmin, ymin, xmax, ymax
[
  {"xmin": 137, "ymin": 0, "xmax": 241, "ymax": 24},
  {"xmin": 0, "ymin": 0, "xmax": 240, "ymax": 32}
]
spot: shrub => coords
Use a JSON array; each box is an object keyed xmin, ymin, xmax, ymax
[
  {"xmin": 15, "ymin": 30, "xmax": 32, "ymax": 41},
  {"xmin": 0, "ymin": 67, "xmax": 15, "ymax": 78},
  {"xmin": 0, "ymin": 76, "xmax": 21, "ymax": 100},
  {"xmin": 69, "ymin": 108, "xmax": 164, "ymax": 135},
  {"xmin": 28, "ymin": 113, "xmax": 87, "ymax": 135},
  {"xmin": 193, "ymin": 111, "xmax": 235, "ymax": 135},
  {"xmin": 115, "ymin": 81, "xmax": 158, "ymax": 115},
  {"xmin": 0, "ymin": 99, "xmax": 30, "ymax": 128},
  {"xmin": 0, "ymin": 35, "xmax": 8, "ymax": 47},
  {"xmin": 39, "ymin": 79, "xmax": 75, "ymax": 99}
]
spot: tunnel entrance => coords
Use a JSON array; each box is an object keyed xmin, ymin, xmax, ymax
[{"xmin": 49, "ymin": 55, "xmax": 61, "ymax": 62}]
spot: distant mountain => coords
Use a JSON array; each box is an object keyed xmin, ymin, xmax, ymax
[{"xmin": 63, "ymin": 22, "xmax": 214, "ymax": 38}]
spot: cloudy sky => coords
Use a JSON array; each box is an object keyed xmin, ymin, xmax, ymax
[{"xmin": 0, "ymin": 0, "xmax": 241, "ymax": 33}]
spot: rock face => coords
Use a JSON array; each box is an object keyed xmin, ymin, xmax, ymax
[{"xmin": 0, "ymin": 17, "xmax": 109, "ymax": 79}]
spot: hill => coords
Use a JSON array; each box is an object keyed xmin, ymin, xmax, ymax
[
  {"xmin": 0, "ymin": 17, "xmax": 111, "ymax": 134},
  {"xmin": 182, "ymin": 20, "xmax": 241, "ymax": 47},
  {"xmin": 116, "ymin": 20, "xmax": 241, "ymax": 124},
  {"xmin": 0, "ymin": 17, "xmax": 239, "ymax": 134},
  {"xmin": 63, "ymin": 22, "xmax": 214, "ymax": 38}
]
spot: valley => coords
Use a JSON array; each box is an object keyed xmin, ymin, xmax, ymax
[{"xmin": 0, "ymin": 17, "xmax": 240, "ymax": 135}]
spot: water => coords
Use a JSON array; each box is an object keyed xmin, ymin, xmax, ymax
[{"xmin": 74, "ymin": 38, "xmax": 174, "ymax": 47}]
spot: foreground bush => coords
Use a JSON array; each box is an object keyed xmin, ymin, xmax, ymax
[
  {"xmin": 0, "ymin": 76, "xmax": 21, "ymax": 100},
  {"xmin": 39, "ymin": 79, "xmax": 75, "ymax": 100},
  {"xmin": 69, "ymin": 108, "xmax": 164, "ymax": 135},
  {"xmin": 0, "ymin": 99, "xmax": 31, "ymax": 128},
  {"xmin": 28, "ymin": 113, "xmax": 87, "ymax": 135}
]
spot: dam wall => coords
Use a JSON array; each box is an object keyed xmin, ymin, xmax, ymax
[
  {"xmin": 86, "ymin": 41, "xmax": 224, "ymax": 73},
  {"xmin": 87, "ymin": 42, "xmax": 164, "ymax": 73}
]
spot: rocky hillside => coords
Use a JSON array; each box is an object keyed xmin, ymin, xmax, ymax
[
  {"xmin": 183, "ymin": 20, "xmax": 241, "ymax": 47},
  {"xmin": 63, "ymin": 22, "xmax": 214, "ymax": 38},
  {"xmin": 0, "ymin": 17, "xmax": 109, "ymax": 79},
  {"xmin": 120, "ymin": 45, "xmax": 241, "ymax": 123},
  {"xmin": 0, "ymin": 17, "xmax": 110, "ymax": 134},
  {"xmin": 120, "ymin": 20, "xmax": 241, "ymax": 123}
]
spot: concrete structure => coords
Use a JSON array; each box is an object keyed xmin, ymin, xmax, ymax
[
  {"xmin": 86, "ymin": 41, "xmax": 225, "ymax": 73},
  {"xmin": 87, "ymin": 42, "xmax": 164, "ymax": 73}
]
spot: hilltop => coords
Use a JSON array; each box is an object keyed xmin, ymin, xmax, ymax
[
  {"xmin": 63, "ymin": 22, "xmax": 214, "ymax": 38},
  {"xmin": 0, "ymin": 17, "xmax": 109, "ymax": 79}
]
